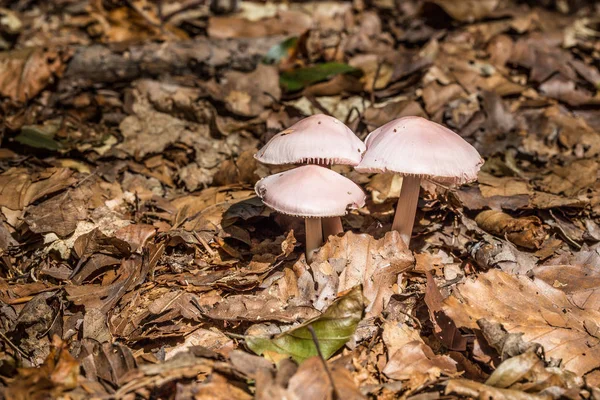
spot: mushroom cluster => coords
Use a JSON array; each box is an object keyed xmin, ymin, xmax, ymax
[
  {"xmin": 254, "ymin": 114, "xmax": 366, "ymax": 262},
  {"xmin": 254, "ymin": 114, "xmax": 483, "ymax": 261}
]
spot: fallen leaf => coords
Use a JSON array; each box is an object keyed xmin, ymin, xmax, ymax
[
  {"xmin": 305, "ymin": 231, "xmax": 413, "ymax": 316},
  {"xmin": 0, "ymin": 168, "xmax": 76, "ymax": 211},
  {"xmin": 208, "ymin": 64, "xmax": 281, "ymax": 117},
  {"xmin": 533, "ymin": 264, "xmax": 600, "ymax": 310},
  {"xmin": 444, "ymin": 269, "xmax": 600, "ymax": 376},
  {"xmin": 208, "ymin": 11, "xmax": 311, "ymax": 39},
  {"xmin": 246, "ymin": 285, "xmax": 363, "ymax": 363},
  {"xmin": 383, "ymin": 340, "xmax": 457, "ymax": 385},
  {"xmin": 475, "ymin": 210, "xmax": 545, "ymax": 249},
  {"xmin": 429, "ymin": 0, "xmax": 499, "ymax": 22},
  {"xmin": 537, "ymin": 159, "xmax": 598, "ymax": 197},
  {"xmin": 424, "ymin": 271, "xmax": 467, "ymax": 351},
  {"xmin": 286, "ymin": 357, "xmax": 365, "ymax": 400},
  {"xmin": 0, "ymin": 47, "xmax": 69, "ymax": 102},
  {"xmin": 5, "ymin": 336, "xmax": 79, "ymax": 399}
]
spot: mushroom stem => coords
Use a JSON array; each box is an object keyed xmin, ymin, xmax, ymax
[
  {"xmin": 392, "ymin": 175, "xmax": 421, "ymax": 247},
  {"xmin": 305, "ymin": 218, "xmax": 323, "ymax": 263},
  {"xmin": 322, "ymin": 217, "xmax": 343, "ymax": 238}
]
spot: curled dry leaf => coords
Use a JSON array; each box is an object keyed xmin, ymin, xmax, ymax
[
  {"xmin": 475, "ymin": 210, "xmax": 545, "ymax": 249},
  {"xmin": 443, "ymin": 269, "xmax": 600, "ymax": 376}
]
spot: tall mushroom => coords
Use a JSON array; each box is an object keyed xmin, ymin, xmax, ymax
[
  {"xmin": 356, "ymin": 116, "xmax": 483, "ymax": 246},
  {"xmin": 255, "ymin": 165, "xmax": 366, "ymax": 262},
  {"xmin": 255, "ymin": 114, "xmax": 365, "ymax": 238}
]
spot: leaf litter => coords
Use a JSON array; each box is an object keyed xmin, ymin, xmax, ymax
[{"xmin": 2, "ymin": 0, "xmax": 600, "ymax": 398}]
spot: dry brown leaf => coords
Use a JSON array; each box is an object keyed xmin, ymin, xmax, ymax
[
  {"xmin": 382, "ymin": 320, "xmax": 457, "ymax": 388},
  {"xmin": 206, "ymin": 64, "xmax": 281, "ymax": 117},
  {"xmin": 208, "ymin": 11, "xmax": 311, "ymax": 39},
  {"xmin": 475, "ymin": 210, "xmax": 545, "ymax": 249},
  {"xmin": 0, "ymin": 47, "xmax": 69, "ymax": 102},
  {"xmin": 383, "ymin": 340, "xmax": 457, "ymax": 385},
  {"xmin": 0, "ymin": 168, "xmax": 76, "ymax": 211},
  {"xmin": 429, "ymin": 0, "xmax": 499, "ymax": 22},
  {"xmin": 23, "ymin": 186, "xmax": 94, "ymax": 237},
  {"xmin": 305, "ymin": 231, "xmax": 413, "ymax": 316},
  {"xmin": 287, "ymin": 357, "xmax": 365, "ymax": 400},
  {"xmin": 204, "ymin": 293, "xmax": 319, "ymax": 323},
  {"xmin": 446, "ymin": 378, "xmax": 547, "ymax": 400},
  {"xmin": 424, "ymin": 271, "xmax": 467, "ymax": 351},
  {"xmin": 534, "ymin": 264, "xmax": 600, "ymax": 310},
  {"xmin": 537, "ymin": 159, "xmax": 598, "ymax": 197},
  {"xmin": 78, "ymin": 339, "xmax": 136, "ymax": 387},
  {"xmin": 5, "ymin": 336, "xmax": 79, "ymax": 400},
  {"xmin": 478, "ymin": 172, "xmax": 530, "ymax": 198},
  {"xmin": 470, "ymin": 237, "xmax": 538, "ymax": 275},
  {"xmin": 443, "ymin": 269, "xmax": 600, "ymax": 376}
]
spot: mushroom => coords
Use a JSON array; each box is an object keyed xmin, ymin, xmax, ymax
[
  {"xmin": 255, "ymin": 114, "xmax": 365, "ymax": 238},
  {"xmin": 255, "ymin": 165, "xmax": 366, "ymax": 262},
  {"xmin": 355, "ymin": 116, "xmax": 483, "ymax": 246}
]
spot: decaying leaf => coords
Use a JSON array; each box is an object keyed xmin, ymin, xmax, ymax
[
  {"xmin": 444, "ymin": 269, "xmax": 600, "ymax": 376},
  {"xmin": 382, "ymin": 321, "xmax": 457, "ymax": 386},
  {"xmin": 0, "ymin": 168, "xmax": 76, "ymax": 211},
  {"xmin": 429, "ymin": 0, "xmax": 500, "ymax": 22},
  {"xmin": 0, "ymin": 47, "xmax": 69, "ymax": 102},
  {"xmin": 246, "ymin": 285, "xmax": 363, "ymax": 363},
  {"xmin": 304, "ymin": 231, "xmax": 414, "ymax": 316},
  {"xmin": 4, "ymin": 336, "xmax": 79, "ymax": 399}
]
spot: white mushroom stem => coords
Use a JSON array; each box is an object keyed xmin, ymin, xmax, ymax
[
  {"xmin": 322, "ymin": 217, "xmax": 343, "ymax": 238},
  {"xmin": 392, "ymin": 176, "xmax": 421, "ymax": 247},
  {"xmin": 305, "ymin": 218, "xmax": 323, "ymax": 263}
]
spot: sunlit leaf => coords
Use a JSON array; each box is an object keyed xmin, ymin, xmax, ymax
[{"xmin": 246, "ymin": 285, "xmax": 364, "ymax": 363}]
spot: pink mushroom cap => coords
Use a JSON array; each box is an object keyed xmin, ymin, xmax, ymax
[
  {"xmin": 255, "ymin": 114, "xmax": 366, "ymax": 166},
  {"xmin": 356, "ymin": 116, "xmax": 483, "ymax": 185},
  {"xmin": 254, "ymin": 165, "xmax": 366, "ymax": 218}
]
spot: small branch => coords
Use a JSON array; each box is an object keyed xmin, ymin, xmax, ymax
[
  {"xmin": 0, "ymin": 331, "xmax": 30, "ymax": 360},
  {"xmin": 308, "ymin": 324, "xmax": 339, "ymax": 400}
]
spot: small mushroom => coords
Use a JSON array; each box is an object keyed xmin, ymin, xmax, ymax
[
  {"xmin": 255, "ymin": 114, "xmax": 366, "ymax": 238},
  {"xmin": 356, "ymin": 116, "xmax": 483, "ymax": 246},
  {"xmin": 255, "ymin": 165, "xmax": 366, "ymax": 263}
]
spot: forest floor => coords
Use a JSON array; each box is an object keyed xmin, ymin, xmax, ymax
[{"xmin": 1, "ymin": 0, "xmax": 600, "ymax": 399}]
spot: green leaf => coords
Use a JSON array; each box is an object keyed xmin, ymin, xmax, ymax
[
  {"xmin": 263, "ymin": 37, "xmax": 298, "ymax": 65},
  {"xmin": 15, "ymin": 121, "xmax": 62, "ymax": 151},
  {"xmin": 246, "ymin": 285, "xmax": 364, "ymax": 363},
  {"xmin": 280, "ymin": 62, "xmax": 360, "ymax": 92}
]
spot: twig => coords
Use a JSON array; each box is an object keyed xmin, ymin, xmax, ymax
[
  {"xmin": 0, "ymin": 331, "xmax": 30, "ymax": 360},
  {"xmin": 307, "ymin": 324, "xmax": 339, "ymax": 400},
  {"xmin": 370, "ymin": 59, "xmax": 382, "ymax": 104},
  {"xmin": 305, "ymin": 95, "xmax": 332, "ymax": 116}
]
